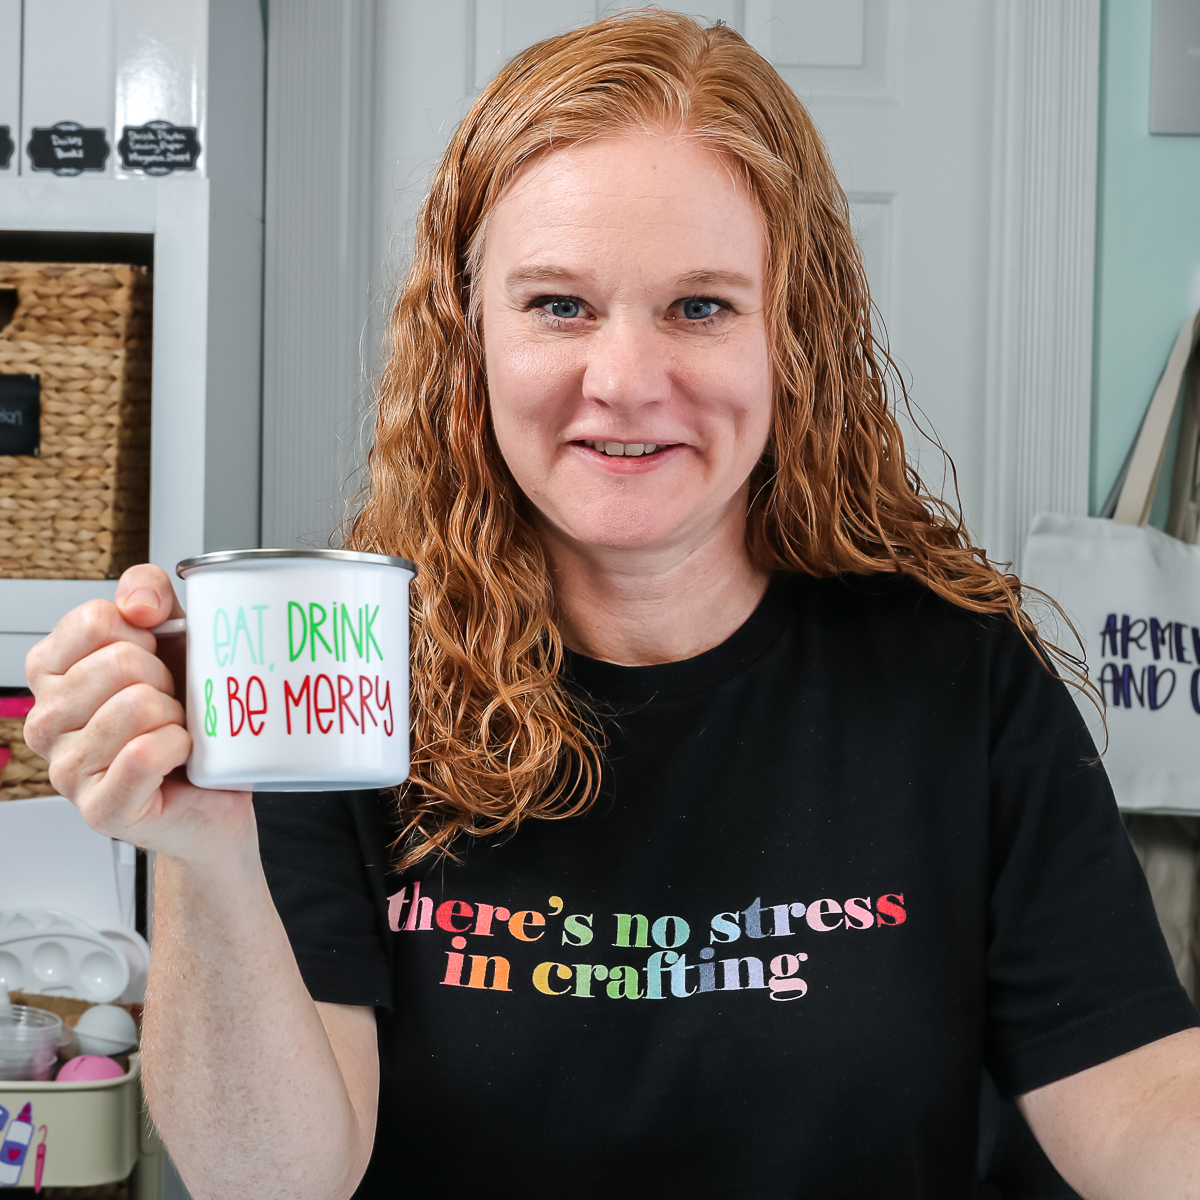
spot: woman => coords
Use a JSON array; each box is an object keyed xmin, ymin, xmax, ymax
[{"xmin": 23, "ymin": 11, "xmax": 1200, "ymax": 1198}]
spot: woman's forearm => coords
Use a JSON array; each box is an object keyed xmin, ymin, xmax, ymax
[{"xmin": 142, "ymin": 823, "xmax": 376, "ymax": 1200}]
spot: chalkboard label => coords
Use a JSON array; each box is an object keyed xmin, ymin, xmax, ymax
[
  {"xmin": 0, "ymin": 126, "xmax": 12, "ymax": 169},
  {"xmin": 27, "ymin": 122, "xmax": 110, "ymax": 175},
  {"xmin": 119, "ymin": 121, "xmax": 201, "ymax": 175},
  {"xmin": 0, "ymin": 375, "xmax": 40, "ymax": 457}
]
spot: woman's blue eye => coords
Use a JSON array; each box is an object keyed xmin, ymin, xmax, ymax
[
  {"xmin": 546, "ymin": 299, "xmax": 582, "ymax": 319},
  {"xmin": 681, "ymin": 298, "xmax": 720, "ymax": 321}
]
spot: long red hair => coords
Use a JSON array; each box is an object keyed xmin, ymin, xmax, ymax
[{"xmin": 349, "ymin": 9, "xmax": 1077, "ymax": 866}]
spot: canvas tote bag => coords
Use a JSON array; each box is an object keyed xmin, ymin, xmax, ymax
[
  {"xmin": 1023, "ymin": 312, "xmax": 1200, "ymax": 1000},
  {"xmin": 1022, "ymin": 310, "xmax": 1200, "ymax": 816}
]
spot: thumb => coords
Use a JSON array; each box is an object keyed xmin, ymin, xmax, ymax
[{"xmin": 115, "ymin": 563, "xmax": 185, "ymax": 629}]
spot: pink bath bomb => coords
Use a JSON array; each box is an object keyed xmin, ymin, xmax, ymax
[{"xmin": 56, "ymin": 1055, "xmax": 125, "ymax": 1082}]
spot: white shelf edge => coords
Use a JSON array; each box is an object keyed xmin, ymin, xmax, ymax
[
  {"xmin": 0, "ymin": 578, "xmax": 119, "ymax": 632},
  {"xmin": 0, "ymin": 175, "xmax": 169, "ymax": 234}
]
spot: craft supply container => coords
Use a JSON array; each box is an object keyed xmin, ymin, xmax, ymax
[{"xmin": 0, "ymin": 1053, "xmax": 161, "ymax": 1192}]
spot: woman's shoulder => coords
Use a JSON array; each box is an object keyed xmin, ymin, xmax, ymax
[
  {"xmin": 776, "ymin": 568, "xmax": 1053, "ymax": 688},
  {"xmin": 780, "ymin": 568, "xmax": 1020, "ymax": 640}
]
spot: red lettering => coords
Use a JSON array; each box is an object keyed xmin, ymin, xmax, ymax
[
  {"xmin": 246, "ymin": 675, "xmax": 267, "ymax": 735},
  {"xmin": 440, "ymin": 950, "xmax": 464, "ymax": 987},
  {"xmin": 313, "ymin": 673, "xmax": 335, "ymax": 734},
  {"xmin": 284, "ymin": 676, "xmax": 311, "ymax": 734},
  {"xmin": 876, "ymin": 893, "xmax": 907, "ymax": 927},
  {"xmin": 375, "ymin": 676, "xmax": 394, "ymax": 737},
  {"xmin": 436, "ymin": 899, "xmax": 474, "ymax": 933},
  {"xmin": 359, "ymin": 675, "xmax": 378, "ymax": 731},
  {"xmin": 337, "ymin": 674, "xmax": 360, "ymax": 733},
  {"xmin": 226, "ymin": 677, "xmax": 245, "ymax": 736}
]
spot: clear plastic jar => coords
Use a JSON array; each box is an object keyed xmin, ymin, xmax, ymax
[{"xmin": 0, "ymin": 1005, "xmax": 63, "ymax": 1081}]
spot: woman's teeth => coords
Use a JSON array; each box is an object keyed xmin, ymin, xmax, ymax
[{"xmin": 584, "ymin": 440, "xmax": 660, "ymax": 457}]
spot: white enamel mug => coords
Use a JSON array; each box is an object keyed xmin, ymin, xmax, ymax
[{"xmin": 161, "ymin": 549, "xmax": 416, "ymax": 792}]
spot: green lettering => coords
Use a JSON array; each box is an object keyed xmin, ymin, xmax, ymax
[
  {"xmin": 309, "ymin": 603, "xmax": 333, "ymax": 660},
  {"xmin": 341, "ymin": 604, "xmax": 363, "ymax": 660},
  {"xmin": 572, "ymin": 963, "xmax": 606, "ymax": 998},
  {"xmin": 606, "ymin": 964, "xmax": 642, "ymax": 1000},
  {"xmin": 230, "ymin": 606, "xmax": 256, "ymax": 665},
  {"xmin": 213, "ymin": 608, "xmax": 232, "ymax": 667},
  {"xmin": 365, "ymin": 605, "xmax": 383, "ymax": 661},
  {"xmin": 287, "ymin": 602, "xmax": 307, "ymax": 662},
  {"xmin": 562, "ymin": 913, "xmax": 594, "ymax": 947},
  {"xmin": 613, "ymin": 914, "xmax": 649, "ymax": 948},
  {"xmin": 252, "ymin": 605, "xmax": 268, "ymax": 665}
]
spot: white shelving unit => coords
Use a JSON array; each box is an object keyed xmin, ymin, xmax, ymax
[{"xmin": 0, "ymin": 1, "xmax": 264, "ymax": 686}]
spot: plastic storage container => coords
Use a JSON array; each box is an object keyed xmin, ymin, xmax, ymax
[
  {"xmin": 0, "ymin": 1004, "xmax": 62, "ymax": 1080},
  {"xmin": 0, "ymin": 1052, "xmax": 155, "ymax": 1189}
]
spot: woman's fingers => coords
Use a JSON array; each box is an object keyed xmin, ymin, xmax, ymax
[
  {"xmin": 114, "ymin": 563, "xmax": 184, "ymax": 629},
  {"xmin": 50, "ymin": 681, "xmax": 185, "ymax": 798},
  {"xmin": 30, "ymin": 639, "xmax": 176, "ymax": 749},
  {"xmin": 24, "ymin": 618, "xmax": 167, "ymax": 760},
  {"xmin": 72, "ymin": 724, "xmax": 194, "ymax": 842},
  {"xmin": 25, "ymin": 563, "xmax": 186, "ymax": 760},
  {"xmin": 19, "ymin": 565, "xmax": 254, "ymax": 863},
  {"xmin": 26, "ymin": 598, "xmax": 156, "ymax": 689}
]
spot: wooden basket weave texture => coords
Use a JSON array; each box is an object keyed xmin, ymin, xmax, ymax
[
  {"xmin": 0, "ymin": 715, "xmax": 54, "ymax": 800},
  {"xmin": 0, "ymin": 263, "xmax": 152, "ymax": 578}
]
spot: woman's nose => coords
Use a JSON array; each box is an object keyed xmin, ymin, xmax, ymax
[{"xmin": 580, "ymin": 317, "xmax": 672, "ymax": 410}]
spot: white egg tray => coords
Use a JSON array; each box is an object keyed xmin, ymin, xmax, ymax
[{"xmin": 0, "ymin": 910, "xmax": 128, "ymax": 1004}]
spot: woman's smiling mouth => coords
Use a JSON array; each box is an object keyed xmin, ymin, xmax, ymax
[{"xmin": 578, "ymin": 440, "xmax": 667, "ymax": 457}]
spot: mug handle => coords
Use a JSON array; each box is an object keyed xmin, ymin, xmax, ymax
[{"xmin": 149, "ymin": 618, "xmax": 189, "ymax": 712}]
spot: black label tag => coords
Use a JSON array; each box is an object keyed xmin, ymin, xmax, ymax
[
  {"xmin": 0, "ymin": 126, "xmax": 12, "ymax": 169},
  {"xmin": 27, "ymin": 122, "xmax": 110, "ymax": 175},
  {"xmin": 118, "ymin": 120, "xmax": 201, "ymax": 175},
  {"xmin": 0, "ymin": 376, "xmax": 40, "ymax": 457}
]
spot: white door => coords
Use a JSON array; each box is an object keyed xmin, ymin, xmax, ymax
[{"xmin": 372, "ymin": 0, "xmax": 996, "ymax": 532}]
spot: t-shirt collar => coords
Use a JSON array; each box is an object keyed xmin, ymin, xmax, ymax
[{"xmin": 562, "ymin": 572, "xmax": 798, "ymax": 706}]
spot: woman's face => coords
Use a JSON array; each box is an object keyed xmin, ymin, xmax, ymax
[{"xmin": 480, "ymin": 133, "xmax": 773, "ymax": 562}]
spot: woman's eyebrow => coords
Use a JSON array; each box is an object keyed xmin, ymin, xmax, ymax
[
  {"xmin": 674, "ymin": 269, "xmax": 756, "ymax": 291},
  {"xmin": 504, "ymin": 266, "xmax": 757, "ymax": 291},
  {"xmin": 504, "ymin": 265, "xmax": 582, "ymax": 290}
]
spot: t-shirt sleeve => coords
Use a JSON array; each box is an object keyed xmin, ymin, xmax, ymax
[
  {"xmin": 984, "ymin": 626, "xmax": 1198, "ymax": 1097},
  {"xmin": 254, "ymin": 790, "xmax": 393, "ymax": 1011}
]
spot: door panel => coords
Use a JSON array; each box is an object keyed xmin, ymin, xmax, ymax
[{"xmin": 373, "ymin": 0, "xmax": 993, "ymax": 528}]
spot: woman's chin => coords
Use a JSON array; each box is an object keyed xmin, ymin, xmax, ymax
[{"xmin": 543, "ymin": 508, "xmax": 716, "ymax": 558}]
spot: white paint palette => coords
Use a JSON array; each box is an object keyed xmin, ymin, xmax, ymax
[{"xmin": 0, "ymin": 909, "xmax": 128, "ymax": 1003}]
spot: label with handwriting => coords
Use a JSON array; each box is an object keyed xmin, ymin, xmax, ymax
[
  {"xmin": 27, "ymin": 122, "xmax": 110, "ymax": 175},
  {"xmin": 118, "ymin": 121, "xmax": 201, "ymax": 175},
  {"xmin": 0, "ymin": 376, "xmax": 40, "ymax": 457}
]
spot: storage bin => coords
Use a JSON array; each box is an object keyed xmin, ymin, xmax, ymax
[
  {"xmin": 0, "ymin": 1054, "xmax": 143, "ymax": 1188},
  {"xmin": 0, "ymin": 695, "xmax": 54, "ymax": 802},
  {"xmin": 0, "ymin": 262, "xmax": 151, "ymax": 579}
]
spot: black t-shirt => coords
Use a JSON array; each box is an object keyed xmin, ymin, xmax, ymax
[{"xmin": 255, "ymin": 572, "xmax": 1197, "ymax": 1198}]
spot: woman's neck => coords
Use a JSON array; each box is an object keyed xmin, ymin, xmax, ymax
[{"xmin": 539, "ymin": 502, "xmax": 770, "ymax": 667}]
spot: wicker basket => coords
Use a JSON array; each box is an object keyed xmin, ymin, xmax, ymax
[
  {"xmin": 34, "ymin": 1184, "xmax": 132, "ymax": 1200},
  {"xmin": 0, "ymin": 715, "xmax": 55, "ymax": 801},
  {"xmin": 0, "ymin": 263, "xmax": 152, "ymax": 579}
]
